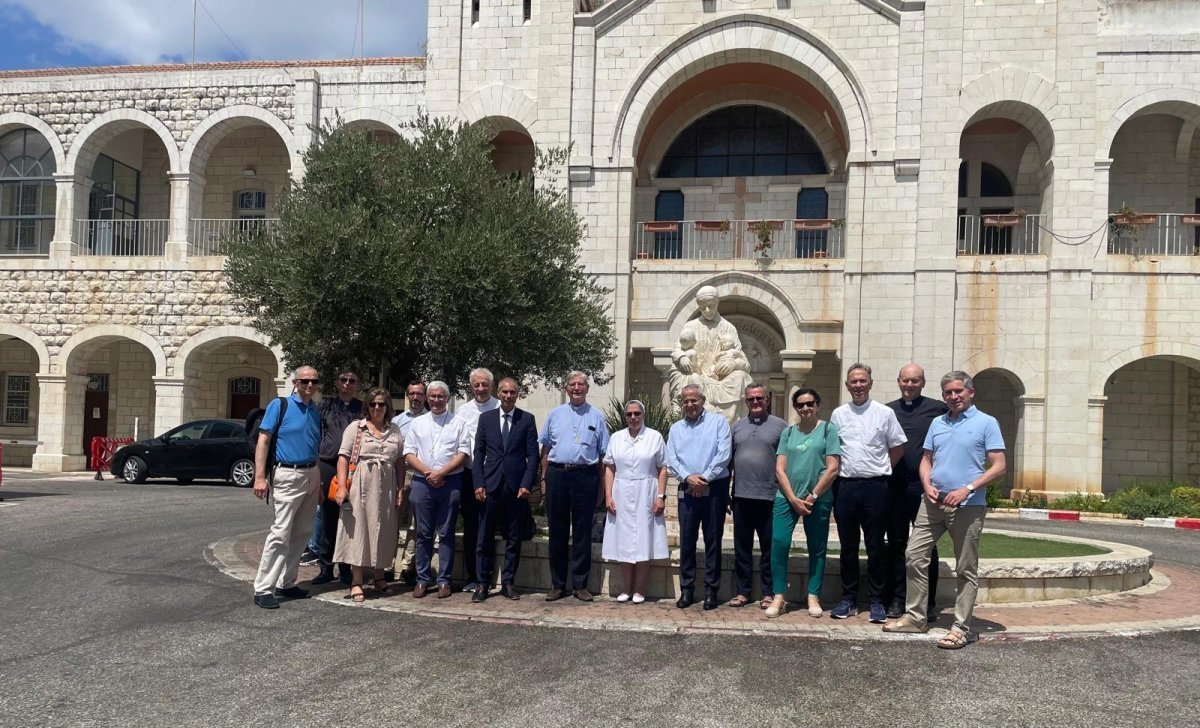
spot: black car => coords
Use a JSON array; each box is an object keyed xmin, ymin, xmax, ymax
[{"xmin": 111, "ymin": 419, "xmax": 256, "ymax": 487}]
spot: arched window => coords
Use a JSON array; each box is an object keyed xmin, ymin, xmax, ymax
[
  {"xmin": 0, "ymin": 129, "xmax": 56, "ymax": 255},
  {"xmin": 658, "ymin": 105, "xmax": 828, "ymax": 179}
]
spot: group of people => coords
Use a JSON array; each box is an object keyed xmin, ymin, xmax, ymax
[{"xmin": 248, "ymin": 361, "xmax": 1004, "ymax": 650}]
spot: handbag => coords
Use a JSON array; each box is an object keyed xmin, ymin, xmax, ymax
[{"xmin": 327, "ymin": 423, "xmax": 365, "ymax": 500}]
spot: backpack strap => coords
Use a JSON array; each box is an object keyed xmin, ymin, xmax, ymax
[{"xmin": 266, "ymin": 396, "xmax": 288, "ymax": 484}]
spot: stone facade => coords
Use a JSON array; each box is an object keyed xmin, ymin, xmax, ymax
[{"xmin": 1, "ymin": 3, "xmax": 1200, "ymax": 496}]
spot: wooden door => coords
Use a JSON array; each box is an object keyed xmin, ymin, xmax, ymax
[{"xmin": 227, "ymin": 377, "xmax": 261, "ymax": 420}]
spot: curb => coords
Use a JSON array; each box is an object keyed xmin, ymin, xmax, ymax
[{"xmin": 1013, "ymin": 508, "xmax": 1200, "ymax": 530}]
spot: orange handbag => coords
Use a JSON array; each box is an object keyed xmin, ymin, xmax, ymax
[{"xmin": 327, "ymin": 425, "xmax": 364, "ymax": 500}]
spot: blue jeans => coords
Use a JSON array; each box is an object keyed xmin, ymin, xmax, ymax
[
  {"xmin": 305, "ymin": 502, "xmax": 324, "ymax": 554},
  {"xmin": 411, "ymin": 473, "xmax": 463, "ymax": 585}
]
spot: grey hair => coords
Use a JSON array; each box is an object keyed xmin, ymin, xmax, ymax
[
  {"xmin": 426, "ymin": 380, "xmax": 450, "ymax": 396},
  {"xmin": 681, "ymin": 384, "xmax": 706, "ymax": 401},
  {"xmin": 565, "ymin": 370, "xmax": 588, "ymax": 385},
  {"xmin": 846, "ymin": 362, "xmax": 872, "ymax": 379},
  {"xmin": 940, "ymin": 371, "xmax": 975, "ymax": 390},
  {"xmin": 625, "ymin": 399, "xmax": 646, "ymax": 413},
  {"xmin": 469, "ymin": 367, "xmax": 494, "ymax": 385},
  {"xmin": 293, "ymin": 365, "xmax": 318, "ymax": 378},
  {"xmin": 744, "ymin": 382, "xmax": 770, "ymax": 396}
]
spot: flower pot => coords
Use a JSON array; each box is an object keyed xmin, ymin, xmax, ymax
[
  {"xmin": 982, "ymin": 214, "xmax": 1023, "ymax": 227},
  {"xmin": 635, "ymin": 252, "xmax": 653, "ymax": 260},
  {"xmin": 1111, "ymin": 213, "xmax": 1157, "ymax": 226},
  {"xmin": 812, "ymin": 251, "xmax": 828, "ymax": 259},
  {"xmin": 695, "ymin": 220, "xmax": 727, "ymax": 232},
  {"xmin": 643, "ymin": 221, "xmax": 679, "ymax": 233},
  {"xmin": 794, "ymin": 218, "xmax": 834, "ymax": 231},
  {"xmin": 1182, "ymin": 215, "xmax": 1200, "ymax": 226},
  {"xmin": 750, "ymin": 220, "xmax": 784, "ymax": 230}
]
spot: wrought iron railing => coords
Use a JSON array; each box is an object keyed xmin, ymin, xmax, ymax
[
  {"xmin": 633, "ymin": 219, "xmax": 844, "ymax": 260},
  {"xmin": 190, "ymin": 218, "xmax": 279, "ymax": 256},
  {"xmin": 1107, "ymin": 213, "xmax": 1200, "ymax": 256},
  {"xmin": 957, "ymin": 213, "xmax": 1044, "ymax": 256},
  {"xmin": 75, "ymin": 219, "xmax": 168, "ymax": 256}
]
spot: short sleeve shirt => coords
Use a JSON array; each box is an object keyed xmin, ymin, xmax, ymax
[
  {"xmin": 924, "ymin": 405, "xmax": 1005, "ymax": 507},
  {"xmin": 730, "ymin": 414, "xmax": 788, "ymax": 501},
  {"xmin": 830, "ymin": 400, "xmax": 907, "ymax": 478},
  {"xmin": 775, "ymin": 421, "xmax": 841, "ymax": 502},
  {"xmin": 539, "ymin": 403, "xmax": 609, "ymax": 465},
  {"xmin": 402, "ymin": 411, "xmax": 472, "ymax": 475},
  {"xmin": 257, "ymin": 393, "xmax": 320, "ymax": 465}
]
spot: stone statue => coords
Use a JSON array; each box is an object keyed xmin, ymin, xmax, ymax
[{"xmin": 665, "ymin": 286, "xmax": 755, "ymax": 422}]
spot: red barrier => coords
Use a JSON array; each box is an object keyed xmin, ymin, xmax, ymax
[{"xmin": 90, "ymin": 436, "xmax": 134, "ymax": 479}]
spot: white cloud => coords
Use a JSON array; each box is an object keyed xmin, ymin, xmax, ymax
[{"xmin": 4, "ymin": 0, "xmax": 427, "ymax": 65}]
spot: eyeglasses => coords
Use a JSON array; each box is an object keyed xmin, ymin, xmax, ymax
[
  {"xmin": 624, "ymin": 411, "xmax": 643, "ymax": 417},
  {"xmin": 367, "ymin": 402, "xmax": 388, "ymax": 409},
  {"xmin": 295, "ymin": 379, "xmax": 319, "ymax": 386},
  {"xmin": 339, "ymin": 377, "xmax": 358, "ymax": 384},
  {"xmin": 793, "ymin": 401, "xmax": 817, "ymax": 409},
  {"xmin": 745, "ymin": 396, "xmax": 766, "ymax": 402}
]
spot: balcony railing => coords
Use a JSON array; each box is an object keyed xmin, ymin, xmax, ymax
[
  {"xmin": 191, "ymin": 218, "xmax": 279, "ymax": 256},
  {"xmin": 0, "ymin": 218, "xmax": 52, "ymax": 256},
  {"xmin": 1107, "ymin": 213, "xmax": 1200, "ymax": 256},
  {"xmin": 633, "ymin": 219, "xmax": 844, "ymax": 261},
  {"xmin": 75, "ymin": 219, "xmax": 168, "ymax": 256},
  {"xmin": 957, "ymin": 214, "xmax": 1043, "ymax": 256}
]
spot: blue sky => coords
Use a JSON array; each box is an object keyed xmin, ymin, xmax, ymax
[{"xmin": 0, "ymin": 0, "xmax": 428, "ymax": 71}]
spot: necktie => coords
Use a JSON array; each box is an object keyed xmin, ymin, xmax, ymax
[{"xmin": 502, "ymin": 413, "xmax": 511, "ymax": 447}]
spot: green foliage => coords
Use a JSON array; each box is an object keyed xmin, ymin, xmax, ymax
[
  {"xmin": 1050, "ymin": 492, "xmax": 1107, "ymax": 513},
  {"xmin": 1013, "ymin": 490, "xmax": 1048, "ymax": 509},
  {"xmin": 1105, "ymin": 483, "xmax": 1199, "ymax": 519},
  {"xmin": 985, "ymin": 482, "xmax": 1002, "ymax": 509},
  {"xmin": 602, "ymin": 396, "xmax": 680, "ymax": 442},
  {"xmin": 1171, "ymin": 486, "xmax": 1200, "ymax": 506},
  {"xmin": 223, "ymin": 113, "xmax": 615, "ymax": 393}
]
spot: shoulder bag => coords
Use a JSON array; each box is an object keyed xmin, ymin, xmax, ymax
[{"xmin": 327, "ymin": 423, "xmax": 365, "ymax": 501}]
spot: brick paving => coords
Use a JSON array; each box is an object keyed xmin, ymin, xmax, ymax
[{"xmin": 213, "ymin": 531, "xmax": 1200, "ymax": 643}]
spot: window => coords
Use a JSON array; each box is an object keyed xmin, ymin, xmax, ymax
[
  {"xmin": 0, "ymin": 129, "xmax": 56, "ymax": 255},
  {"xmin": 795, "ymin": 188, "xmax": 829, "ymax": 258},
  {"xmin": 3, "ymin": 373, "xmax": 30, "ymax": 425},
  {"xmin": 654, "ymin": 190, "xmax": 684, "ymax": 259},
  {"xmin": 206, "ymin": 421, "xmax": 244, "ymax": 439},
  {"xmin": 523, "ymin": 0, "xmax": 531, "ymax": 20},
  {"xmin": 166, "ymin": 422, "xmax": 208, "ymax": 441},
  {"xmin": 658, "ymin": 105, "xmax": 828, "ymax": 179},
  {"xmin": 235, "ymin": 190, "xmax": 267, "ymax": 219},
  {"xmin": 979, "ymin": 163, "xmax": 1013, "ymax": 197},
  {"xmin": 86, "ymin": 154, "xmax": 142, "ymax": 255},
  {"xmin": 472, "ymin": 0, "xmax": 480, "ymax": 23},
  {"xmin": 229, "ymin": 376, "xmax": 261, "ymax": 395}
]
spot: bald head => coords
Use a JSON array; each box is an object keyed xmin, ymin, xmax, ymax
[{"xmin": 897, "ymin": 363, "xmax": 926, "ymax": 402}]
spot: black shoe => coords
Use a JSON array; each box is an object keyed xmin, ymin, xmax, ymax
[
  {"xmin": 545, "ymin": 588, "xmax": 566, "ymax": 602},
  {"xmin": 311, "ymin": 567, "xmax": 336, "ymax": 586},
  {"xmin": 703, "ymin": 593, "xmax": 719, "ymax": 611},
  {"xmin": 274, "ymin": 586, "xmax": 310, "ymax": 599},
  {"xmin": 676, "ymin": 591, "xmax": 695, "ymax": 609},
  {"xmin": 500, "ymin": 585, "xmax": 520, "ymax": 600},
  {"xmin": 254, "ymin": 593, "xmax": 280, "ymax": 609},
  {"xmin": 886, "ymin": 598, "xmax": 905, "ymax": 619},
  {"xmin": 298, "ymin": 550, "xmax": 319, "ymax": 567},
  {"xmin": 472, "ymin": 585, "xmax": 488, "ymax": 603}
]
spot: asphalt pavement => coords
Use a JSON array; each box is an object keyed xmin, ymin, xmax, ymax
[{"xmin": 1, "ymin": 475, "xmax": 1198, "ymax": 728}]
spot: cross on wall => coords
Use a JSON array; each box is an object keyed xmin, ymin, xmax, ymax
[{"xmin": 717, "ymin": 177, "xmax": 760, "ymax": 257}]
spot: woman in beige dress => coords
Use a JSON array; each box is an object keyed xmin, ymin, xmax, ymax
[{"xmin": 334, "ymin": 387, "xmax": 406, "ymax": 603}]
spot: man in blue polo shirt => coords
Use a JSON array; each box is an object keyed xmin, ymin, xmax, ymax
[
  {"xmin": 883, "ymin": 370, "xmax": 1005, "ymax": 648},
  {"xmin": 667, "ymin": 384, "xmax": 733, "ymax": 611},
  {"xmin": 251, "ymin": 365, "xmax": 323, "ymax": 609}
]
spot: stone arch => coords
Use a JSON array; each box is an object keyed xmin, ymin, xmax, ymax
[
  {"xmin": 0, "ymin": 112, "xmax": 66, "ymax": 173},
  {"xmin": 458, "ymin": 85, "xmax": 540, "ymax": 142},
  {"xmin": 1099, "ymin": 89, "xmax": 1200, "ymax": 160},
  {"xmin": 0, "ymin": 322, "xmax": 51, "ymax": 374},
  {"xmin": 961, "ymin": 349, "xmax": 1041, "ymax": 397},
  {"xmin": 1091, "ymin": 341, "xmax": 1200, "ymax": 398},
  {"xmin": 665, "ymin": 272, "xmax": 803, "ymax": 349},
  {"xmin": 960, "ymin": 68, "xmax": 1057, "ymax": 129},
  {"xmin": 332, "ymin": 107, "xmax": 412, "ymax": 139},
  {"xmin": 56, "ymin": 325, "xmax": 168, "ymax": 377},
  {"xmin": 612, "ymin": 14, "xmax": 873, "ymax": 165},
  {"xmin": 172, "ymin": 325, "xmax": 284, "ymax": 380},
  {"xmin": 180, "ymin": 105, "xmax": 295, "ymax": 173},
  {"xmin": 961, "ymin": 99, "xmax": 1055, "ymax": 161},
  {"xmin": 1176, "ymin": 120, "xmax": 1197, "ymax": 165},
  {"xmin": 65, "ymin": 108, "xmax": 181, "ymax": 175},
  {"xmin": 638, "ymin": 91, "xmax": 845, "ymax": 178}
]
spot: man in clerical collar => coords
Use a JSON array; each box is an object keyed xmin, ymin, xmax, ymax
[
  {"xmin": 667, "ymin": 384, "xmax": 733, "ymax": 611},
  {"xmin": 453, "ymin": 367, "xmax": 502, "ymax": 593}
]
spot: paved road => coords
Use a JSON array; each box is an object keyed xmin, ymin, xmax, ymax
[{"xmin": 1, "ymin": 476, "xmax": 1198, "ymax": 727}]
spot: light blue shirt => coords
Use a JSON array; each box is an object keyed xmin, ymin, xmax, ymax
[
  {"xmin": 257, "ymin": 393, "xmax": 320, "ymax": 465},
  {"xmin": 390, "ymin": 410, "xmax": 422, "ymax": 439},
  {"xmin": 539, "ymin": 402, "xmax": 609, "ymax": 465},
  {"xmin": 923, "ymin": 405, "xmax": 1005, "ymax": 507},
  {"xmin": 667, "ymin": 410, "xmax": 732, "ymax": 484}
]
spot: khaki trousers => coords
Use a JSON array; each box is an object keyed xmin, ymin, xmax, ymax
[
  {"xmin": 253, "ymin": 465, "xmax": 321, "ymax": 595},
  {"xmin": 903, "ymin": 499, "xmax": 986, "ymax": 634}
]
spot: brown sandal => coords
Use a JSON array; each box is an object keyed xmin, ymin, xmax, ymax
[
  {"xmin": 759, "ymin": 595, "xmax": 775, "ymax": 610},
  {"xmin": 936, "ymin": 630, "xmax": 969, "ymax": 650},
  {"xmin": 349, "ymin": 585, "xmax": 365, "ymax": 603},
  {"xmin": 727, "ymin": 594, "xmax": 750, "ymax": 607},
  {"xmin": 374, "ymin": 579, "xmax": 392, "ymax": 595}
]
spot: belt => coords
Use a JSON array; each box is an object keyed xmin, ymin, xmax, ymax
[
  {"xmin": 276, "ymin": 461, "xmax": 316, "ymax": 469},
  {"xmin": 548, "ymin": 462, "xmax": 594, "ymax": 471}
]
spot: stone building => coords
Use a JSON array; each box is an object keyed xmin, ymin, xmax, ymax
[{"xmin": 2, "ymin": 0, "xmax": 1200, "ymax": 497}]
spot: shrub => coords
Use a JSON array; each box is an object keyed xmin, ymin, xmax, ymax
[
  {"xmin": 985, "ymin": 482, "xmax": 1002, "ymax": 509},
  {"xmin": 1051, "ymin": 493, "xmax": 1106, "ymax": 513},
  {"xmin": 1171, "ymin": 486, "xmax": 1200, "ymax": 506},
  {"xmin": 603, "ymin": 396, "xmax": 680, "ymax": 442},
  {"xmin": 1013, "ymin": 490, "xmax": 1048, "ymax": 509}
]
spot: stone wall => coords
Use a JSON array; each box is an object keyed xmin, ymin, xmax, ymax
[
  {"xmin": 0, "ymin": 339, "xmax": 39, "ymax": 466},
  {"xmin": 199, "ymin": 126, "xmax": 292, "ymax": 218}
]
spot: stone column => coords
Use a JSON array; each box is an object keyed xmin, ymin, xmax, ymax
[
  {"xmin": 49, "ymin": 173, "xmax": 76, "ymax": 264},
  {"xmin": 1083, "ymin": 396, "xmax": 1107, "ymax": 497},
  {"xmin": 31, "ymin": 374, "xmax": 69, "ymax": 472},
  {"xmin": 153, "ymin": 377, "xmax": 186, "ymax": 436},
  {"xmin": 290, "ymin": 70, "xmax": 321, "ymax": 180},
  {"xmin": 780, "ymin": 349, "xmax": 815, "ymax": 424},
  {"xmin": 650, "ymin": 347, "xmax": 675, "ymax": 411},
  {"xmin": 273, "ymin": 378, "xmax": 291, "ymax": 398},
  {"xmin": 164, "ymin": 172, "xmax": 191, "ymax": 263},
  {"xmin": 1013, "ymin": 395, "xmax": 1045, "ymax": 497}
]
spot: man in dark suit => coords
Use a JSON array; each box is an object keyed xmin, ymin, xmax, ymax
[{"xmin": 471, "ymin": 377, "xmax": 539, "ymax": 601}]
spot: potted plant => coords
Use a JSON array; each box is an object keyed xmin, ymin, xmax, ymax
[
  {"xmin": 983, "ymin": 209, "xmax": 1027, "ymax": 227},
  {"xmin": 794, "ymin": 218, "xmax": 834, "ymax": 231},
  {"xmin": 1182, "ymin": 214, "xmax": 1200, "ymax": 226},
  {"xmin": 643, "ymin": 221, "xmax": 679, "ymax": 233},
  {"xmin": 695, "ymin": 219, "xmax": 730, "ymax": 233},
  {"xmin": 1110, "ymin": 204, "xmax": 1157, "ymax": 228},
  {"xmin": 749, "ymin": 220, "xmax": 780, "ymax": 257}
]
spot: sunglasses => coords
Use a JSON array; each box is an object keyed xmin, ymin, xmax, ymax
[
  {"xmin": 624, "ymin": 411, "xmax": 643, "ymax": 417},
  {"xmin": 745, "ymin": 396, "xmax": 766, "ymax": 402},
  {"xmin": 793, "ymin": 401, "xmax": 817, "ymax": 409},
  {"xmin": 367, "ymin": 402, "xmax": 388, "ymax": 409},
  {"xmin": 295, "ymin": 379, "xmax": 319, "ymax": 386},
  {"xmin": 339, "ymin": 377, "xmax": 358, "ymax": 384}
]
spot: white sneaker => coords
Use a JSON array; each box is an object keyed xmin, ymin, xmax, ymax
[
  {"xmin": 616, "ymin": 592, "xmax": 631, "ymax": 602},
  {"xmin": 631, "ymin": 593, "xmax": 645, "ymax": 604}
]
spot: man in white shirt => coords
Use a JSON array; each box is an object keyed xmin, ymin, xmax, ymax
[
  {"xmin": 829, "ymin": 363, "xmax": 907, "ymax": 623},
  {"xmin": 403, "ymin": 381, "xmax": 471, "ymax": 599},
  {"xmin": 453, "ymin": 367, "xmax": 502, "ymax": 592},
  {"xmin": 390, "ymin": 381, "xmax": 427, "ymax": 586}
]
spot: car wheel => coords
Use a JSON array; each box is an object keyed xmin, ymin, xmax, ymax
[
  {"xmin": 176, "ymin": 477, "xmax": 194, "ymax": 484},
  {"xmin": 122, "ymin": 456, "xmax": 148, "ymax": 484},
  {"xmin": 229, "ymin": 458, "xmax": 255, "ymax": 488}
]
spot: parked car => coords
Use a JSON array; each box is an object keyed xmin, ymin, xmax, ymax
[{"xmin": 111, "ymin": 419, "xmax": 256, "ymax": 487}]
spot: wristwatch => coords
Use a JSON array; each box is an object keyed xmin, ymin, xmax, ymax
[
  {"xmin": 965, "ymin": 483, "xmax": 977, "ymax": 495},
  {"xmin": 656, "ymin": 493, "xmax": 667, "ymax": 501}
]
